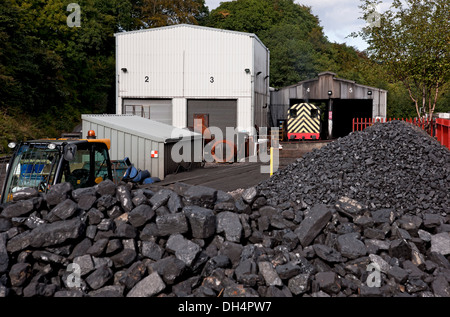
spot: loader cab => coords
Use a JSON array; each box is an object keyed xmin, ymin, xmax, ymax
[
  {"xmin": 61, "ymin": 141, "xmax": 112, "ymax": 189},
  {"xmin": 1, "ymin": 136, "xmax": 112, "ymax": 204}
]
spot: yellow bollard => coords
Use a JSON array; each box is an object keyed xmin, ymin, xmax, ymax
[{"xmin": 270, "ymin": 147, "xmax": 273, "ymax": 176}]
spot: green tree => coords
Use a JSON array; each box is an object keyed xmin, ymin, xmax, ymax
[
  {"xmin": 0, "ymin": 0, "xmax": 211, "ymax": 145},
  {"xmin": 0, "ymin": 0, "xmax": 67, "ymax": 117},
  {"xmin": 204, "ymin": 0, "xmax": 383, "ymax": 89},
  {"xmin": 204, "ymin": 0, "xmax": 326, "ymax": 88},
  {"xmin": 261, "ymin": 24, "xmax": 318, "ymax": 87},
  {"xmin": 353, "ymin": 0, "xmax": 450, "ymax": 119},
  {"xmin": 0, "ymin": 0, "xmax": 137, "ymax": 137},
  {"xmin": 132, "ymin": 0, "xmax": 207, "ymax": 28}
]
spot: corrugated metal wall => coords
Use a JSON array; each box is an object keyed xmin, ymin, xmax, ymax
[
  {"xmin": 253, "ymin": 40, "xmax": 270, "ymax": 129},
  {"xmin": 116, "ymin": 28, "xmax": 184, "ymax": 98},
  {"xmin": 123, "ymin": 99, "xmax": 172, "ymax": 125},
  {"xmin": 172, "ymin": 98, "xmax": 187, "ymax": 127},
  {"xmin": 115, "ymin": 25, "xmax": 270, "ymax": 134},
  {"xmin": 187, "ymin": 99, "xmax": 237, "ymax": 134},
  {"xmin": 82, "ymin": 119, "xmax": 165, "ymax": 179},
  {"xmin": 116, "ymin": 25, "xmax": 256, "ymax": 100},
  {"xmin": 82, "ymin": 115, "xmax": 203, "ymax": 180},
  {"xmin": 270, "ymin": 73, "xmax": 387, "ymax": 119},
  {"xmin": 164, "ymin": 141, "xmax": 202, "ymax": 176},
  {"xmin": 183, "ymin": 29, "xmax": 253, "ymax": 98},
  {"xmin": 237, "ymin": 98, "xmax": 252, "ymax": 132},
  {"xmin": 269, "ymin": 73, "xmax": 387, "ymax": 137}
]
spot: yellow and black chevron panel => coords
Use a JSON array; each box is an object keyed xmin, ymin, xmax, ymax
[{"xmin": 287, "ymin": 103, "xmax": 321, "ymax": 140}]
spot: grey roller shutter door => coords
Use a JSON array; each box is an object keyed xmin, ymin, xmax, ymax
[
  {"xmin": 123, "ymin": 99, "xmax": 172, "ymax": 125},
  {"xmin": 187, "ymin": 99, "xmax": 237, "ymax": 134}
]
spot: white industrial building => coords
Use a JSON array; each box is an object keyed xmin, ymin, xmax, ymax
[{"xmin": 115, "ymin": 24, "xmax": 270, "ymax": 136}]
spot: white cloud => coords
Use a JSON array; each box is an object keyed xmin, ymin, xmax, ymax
[
  {"xmin": 297, "ymin": 0, "xmax": 368, "ymax": 50},
  {"xmin": 205, "ymin": 0, "xmax": 227, "ymax": 10}
]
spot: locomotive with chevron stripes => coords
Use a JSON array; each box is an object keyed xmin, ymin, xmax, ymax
[{"xmin": 287, "ymin": 103, "xmax": 322, "ymax": 140}]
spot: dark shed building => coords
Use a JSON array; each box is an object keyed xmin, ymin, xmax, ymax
[{"xmin": 270, "ymin": 72, "xmax": 387, "ymax": 139}]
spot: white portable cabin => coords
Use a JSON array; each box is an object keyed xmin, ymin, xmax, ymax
[
  {"xmin": 81, "ymin": 114, "xmax": 202, "ymax": 180},
  {"xmin": 115, "ymin": 24, "xmax": 270, "ymax": 137}
]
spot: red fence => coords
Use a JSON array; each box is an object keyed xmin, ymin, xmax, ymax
[
  {"xmin": 352, "ymin": 117, "xmax": 432, "ymax": 132},
  {"xmin": 352, "ymin": 117, "xmax": 450, "ymax": 150},
  {"xmin": 436, "ymin": 118, "xmax": 450, "ymax": 149}
]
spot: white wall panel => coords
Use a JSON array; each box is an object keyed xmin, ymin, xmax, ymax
[
  {"xmin": 172, "ymin": 98, "xmax": 187, "ymax": 128},
  {"xmin": 183, "ymin": 28, "xmax": 253, "ymax": 98},
  {"xmin": 236, "ymin": 97, "xmax": 252, "ymax": 133},
  {"xmin": 115, "ymin": 25, "xmax": 270, "ymax": 131},
  {"xmin": 253, "ymin": 38, "xmax": 270, "ymax": 95},
  {"xmin": 117, "ymin": 29, "xmax": 184, "ymax": 98},
  {"xmin": 116, "ymin": 26, "xmax": 262, "ymax": 99}
]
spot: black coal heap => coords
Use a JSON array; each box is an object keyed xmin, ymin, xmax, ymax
[{"xmin": 0, "ymin": 120, "xmax": 449, "ymax": 297}]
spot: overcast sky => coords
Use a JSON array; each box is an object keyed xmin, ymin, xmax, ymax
[{"xmin": 204, "ymin": 0, "xmax": 393, "ymax": 52}]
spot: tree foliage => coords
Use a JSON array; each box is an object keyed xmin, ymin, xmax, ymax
[
  {"xmin": 204, "ymin": 0, "xmax": 325, "ymax": 87},
  {"xmin": 202, "ymin": 0, "xmax": 382, "ymax": 89},
  {"xmin": 132, "ymin": 0, "xmax": 208, "ymax": 28},
  {"xmin": 205, "ymin": 0, "xmax": 449, "ymax": 118},
  {"xmin": 0, "ymin": 0, "xmax": 130, "ymax": 137},
  {"xmin": 0, "ymin": 0, "xmax": 207, "ymax": 145},
  {"xmin": 353, "ymin": 0, "xmax": 450, "ymax": 119}
]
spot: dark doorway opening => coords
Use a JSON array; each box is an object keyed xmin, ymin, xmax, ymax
[{"xmin": 332, "ymin": 99, "xmax": 372, "ymax": 138}]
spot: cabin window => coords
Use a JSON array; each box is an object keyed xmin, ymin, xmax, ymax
[{"xmin": 289, "ymin": 109, "xmax": 298, "ymax": 118}]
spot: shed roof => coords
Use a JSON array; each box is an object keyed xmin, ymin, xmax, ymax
[
  {"xmin": 271, "ymin": 71, "xmax": 388, "ymax": 102},
  {"xmin": 81, "ymin": 114, "xmax": 202, "ymax": 144},
  {"xmin": 282, "ymin": 72, "xmax": 388, "ymax": 93},
  {"xmin": 114, "ymin": 24, "xmax": 268, "ymax": 51}
]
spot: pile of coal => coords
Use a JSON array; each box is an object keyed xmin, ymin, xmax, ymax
[
  {"xmin": 0, "ymin": 120, "xmax": 448, "ymax": 297},
  {"xmin": 259, "ymin": 120, "xmax": 449, "ymax": 215}
]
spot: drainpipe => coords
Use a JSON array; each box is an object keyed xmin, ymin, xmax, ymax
[{"xmin": 328, "ymin": 98, "xmax": 333, "ymax": 139}]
